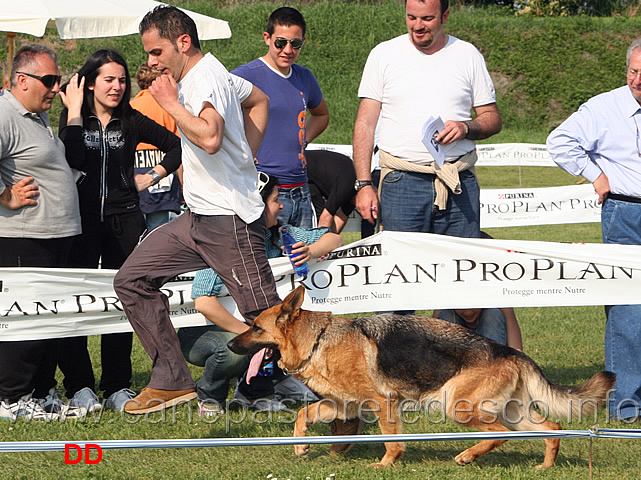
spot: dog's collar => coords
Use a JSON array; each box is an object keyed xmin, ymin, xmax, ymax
[{"xmin": 282, "ymin": 324, "xmax": 328, "ymax": 376}]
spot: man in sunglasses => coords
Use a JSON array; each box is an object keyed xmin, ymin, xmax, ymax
[
  {"xmin": 0, "ymin": 45, "xmax": 83, "ymax": 421},
  {"xmin": 232, "ymin": 7, "xmax": 329, "ymax": 229}
]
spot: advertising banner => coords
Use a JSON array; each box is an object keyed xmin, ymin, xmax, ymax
[
  {"xmin": 341, "ymin": 184, "xmax": 601, "ymax": 232},
  {"xmin": 480, "ymin": 184, "xmax": 601, "ymax": 227},
  {"xmin": 307, "ymin": 142, "xmax": 558, "ymax": 167},
  {"xmin": 1, "ymin": 232, "xmax": 639, "ymax": 341}
]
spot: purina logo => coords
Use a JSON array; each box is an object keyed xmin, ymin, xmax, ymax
[
  {"xmin": 499, "ymin": 192, "xmax": 535, "ymax": 200},
  {"xmin": 325, "ymin": 243, "xmax": 382, "ymax": 261},
  {"xmin": 167, "ymin": 275, "xmax": 195, "ymax": 283}
]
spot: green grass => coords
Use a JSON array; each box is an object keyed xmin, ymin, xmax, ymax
[
  {"xmin": 4, "ymin": 0, "xmax": 641, "ymax": 142},
  {"xmin": 1, "ymin": 2, "xmax": 639, "ymax": 478},
  {"xmin": 0, "ymin": 170, "xmax": 627, "ymax": 478}
]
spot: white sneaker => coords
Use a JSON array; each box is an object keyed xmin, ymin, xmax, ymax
[
  {"xmin": 233, "ymin": 388, "xmax": 288, "ymax": 412},
  {"xmin": 70, "ymin": 387, "xmax": 102, "ymax": 413},
  {"xmin": 0, "ymin": 394, "xmax": 57, "ymax": 422},
  {"xmin": 198, "ymin": 399, "xmax": 225, "ymax": 417},
  {"xmin": 274, "ymin": 376, "xmax": 320, "ymax": 402},
  {"xmin": 105, "ymin": 388, "xmax": 136, "ymax": 411},
  {"xmin": 38, "ymin": 388, "xmax": 87, "ymax": 420}
]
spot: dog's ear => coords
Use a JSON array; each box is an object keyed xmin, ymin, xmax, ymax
[{"xmin": 276, "ymin": 285, "xmax": 306, "ymax": 326}]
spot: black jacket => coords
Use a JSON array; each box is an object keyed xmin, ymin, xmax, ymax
[{"xmin": 59, "ymin": 109, "xmax": 181, "ymax": 218}]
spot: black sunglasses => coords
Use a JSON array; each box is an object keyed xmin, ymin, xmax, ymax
[
  {"xmin": 273, "ymin": 37, "xmax": 304, "ymax": 50},
  {"xmin": 17, "ymin": 71, "xmax": 62, "ymax": 89}
]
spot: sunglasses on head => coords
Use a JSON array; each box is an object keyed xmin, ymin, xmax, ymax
[
  {"xmin": 257, "ymin": 171, "xmax": 271, "ymax": 193},
  {"xmin": 273, "ymin": 37, "xmax": 304, "ymax": 50},
  {"xmin": 17, "ymin": 71, "xmax": 62, "ymax": 89}
]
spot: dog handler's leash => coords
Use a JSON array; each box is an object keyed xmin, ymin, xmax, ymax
[{"xmin": 282, "ymin": 325, "xmax": 328, "ymax": 376}]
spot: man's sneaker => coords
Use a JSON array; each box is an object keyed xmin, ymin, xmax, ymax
[
  {"xmin": 198, "ymin": 399, "xmax": 225, "ymax": 417},
  {"xmin": 274, "ymin": 376, "xmax": 320, "ymax": 402},
  {"xmin": 233, "ymin": 388, "xmax": 288, "ymax": 412},
  {"xmin": 0, "ymin": 394, "xmax": 58, "ymax": 422},
  {"xmin": 70, "ymin": 387, "xmax": 102, "ymax": 413},
  {"xmin": 38, "ymin": 388, "xmax": 86, "ymax": 420},
  {"xmin": 124, "ymin": 387, "xmax": 197, "ymax": 415},
  {"xmin": 105, "ymin": 388, "xmax": 136, "ymax": 412}
]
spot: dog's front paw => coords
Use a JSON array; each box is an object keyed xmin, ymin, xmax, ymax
[
  {"xmin": 454, "ymin": 451, "xmax": 475, "ymax": 466},
  {"xmin": 294, "ymin": 444, "xmax": 310, "ymax": 457},
  {"xmin": 367, "ymin": 461, "xmax": 387, "ymax": 469}
]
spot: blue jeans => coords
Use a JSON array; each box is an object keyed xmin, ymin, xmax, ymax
[
  {"xmin": 437, "ymin": 308, "xmax": 507, "ymax": 345},
  {"xmin": 177, "ymin": 326, "xmax": 249, "ymax": 403},
  {"xmin": 145, "ymin": 210, "xmax": 179, "ymax": 231},
  {"xmin": 602, "ymin": 198, "xmax": 641, "ymax": 420},
  {"xmin": 278, "ymin": 183, "xmax": 315, "ymax": 228},
  {"xmin": 380, "ymin": 169, "xmax": 480, "ymax": 237}
]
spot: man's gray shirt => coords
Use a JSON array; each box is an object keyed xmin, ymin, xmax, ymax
[{"xmin": 0, "ymin": 91, "xmax": 81, "ymax": 238}]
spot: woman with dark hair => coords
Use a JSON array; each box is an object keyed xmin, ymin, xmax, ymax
[
  {"xmin": 178, "ymin": 172, "xmax": 342, "ymax": 416},
  {"xmin": 58, "ymin": 49, "xmax": 181, "ymax": 412}
]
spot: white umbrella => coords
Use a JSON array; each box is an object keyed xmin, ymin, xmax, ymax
[{"xmin": 2, "ymin": 0, "xmax": 231, "ymax": 71}]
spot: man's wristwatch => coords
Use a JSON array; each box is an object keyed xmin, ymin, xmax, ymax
[
  {"xmin": 147, "ymin": 169, "xmax": 161, "ymax": 186},
  {"xmin": 354, "ymin": 180, "xmax": 373, "ymax": 192}
]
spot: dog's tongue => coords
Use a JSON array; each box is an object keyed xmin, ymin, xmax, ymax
[{"xmin": 246, "ymin": 348, "xmax": 267, "ymax": 384}]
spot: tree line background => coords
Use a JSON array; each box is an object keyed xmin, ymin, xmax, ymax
[{"xmin": 2, "ymin": 0, "xmax": 641, "ymax": 144}]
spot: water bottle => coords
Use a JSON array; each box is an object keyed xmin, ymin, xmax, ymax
[
  {"xmin": 258, "ymin": 361, "xmax": 274, "ymax": 377},
  {"xmin": 280, "ymin": 225, "xmax": 309, "ymax": 278}
]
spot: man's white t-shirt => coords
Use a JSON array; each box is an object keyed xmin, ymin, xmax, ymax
[
  {"xmin": 178, "ymin": 53, "xmax": 263, "ymax": 223},
  {"xmin": 358, "ymin": 34, "xmax": 497, "ymax": 163}
]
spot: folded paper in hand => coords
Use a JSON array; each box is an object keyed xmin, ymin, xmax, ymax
[{"xmin": 421, "ymin": 115, "xmax": 446, "ymax": 167}]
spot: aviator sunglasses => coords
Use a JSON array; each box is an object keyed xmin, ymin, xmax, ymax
[
  {"xmin": 273, "ymin": 37, "xmax": 304, "ymax": 50},
  {"xmin": 17, "ymin": 71, "xmax": 62, "ymax": 89}
]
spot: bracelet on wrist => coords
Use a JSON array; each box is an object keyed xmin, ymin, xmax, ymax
[
  {"xmin": 463, "ymin": 121, "xmax": 470, "ymax": 139},
  {"xmin": 147, "ymin": 169, "xmax": 161, "ymax": 186}
]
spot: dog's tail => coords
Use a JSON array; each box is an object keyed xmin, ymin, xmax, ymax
[{"xmin": 519, "ymin": 358, "xmax": 616, "ymax": 421}]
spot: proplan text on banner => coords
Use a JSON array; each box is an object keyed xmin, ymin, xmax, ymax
[
  {"xmin": 1, "ymin": 232, "xmax": 640, "ymax": 341},
  {"xmin": 291, "ymin": 232, "xmax": 641, "ymax": 313},
  {"xmin": 339, "ymin": 184, "xmax": 601, "ymax": 232},
  {"xmin": 305, "ymin": 142, "xmax": 559, "ymax": 167},
  {"xmin": 480, "ymin": 184, "xmax": 601, "ymax": 227}
]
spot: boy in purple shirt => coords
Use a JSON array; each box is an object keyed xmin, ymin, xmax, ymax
[{"xmin": 232, "ymin": 7, "xmax": 329, "ymax": 228}]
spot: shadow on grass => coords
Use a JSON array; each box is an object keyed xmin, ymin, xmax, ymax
[
  {"xmin": 252, "ymin": 407, "xmax": 599, "ymax": 469},
  {"xmin": 327, "ymin": 436, "xmax": 593, "ymax": 470},
  {"xmin": 540, "ymin": 363, "xmax": 609, "ymax": 387},
  {"xmin": 130, "ymin": 370, "xmax": 152, "ymax": 390}
]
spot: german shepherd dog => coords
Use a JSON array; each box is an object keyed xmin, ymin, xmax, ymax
[{"xmin": 228, "ymin": 287, "xmax": 615, "ymax": 469}]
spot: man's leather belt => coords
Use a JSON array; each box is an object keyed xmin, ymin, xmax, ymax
[{"xmin": 607, "ymin": 193, "xmax": 641, "ymax": 204}]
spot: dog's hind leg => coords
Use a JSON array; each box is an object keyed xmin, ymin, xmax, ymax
[
  {"xmin": 453, "ymin": 421, "xmax": 509, "ymax": 466},
  {"xmin": 329, "ymin": 417, "xmax": 364, "ymax": 455},
  {"xmin": 443, "ymin": 369, "xmax": 515, "ymax": 466},
  {"xmin": 509, "ymin": 408, "xmax": 561, "ymax": 469},
  {"xmin": 293, "ymin": 400, "xmax": 347, "ymax": 457}
]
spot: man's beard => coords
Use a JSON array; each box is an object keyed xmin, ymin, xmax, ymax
[{"xmin": 411, "ymin": 30, "xmax": 435, "ymax": 49}]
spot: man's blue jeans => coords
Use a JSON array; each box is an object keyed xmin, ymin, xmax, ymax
[
  {"xmin": 437, "ymin": 308, "xmax": 507, "ymax": 345},
  {"xmin": 278, "ymin": 183, "xmax": 315, "ymax": 228},
  {"xmin": 177, "ymin": 325, "xmax": 249, "ymax": 404},
  {"xmin": 602, "ymin": 197, "xmax": 641, "ymax": 420},
  {"xmin": 144, "ymin": 210, "xmax": 179, "ymax": 231},
  {"xmin": 380, "ymin": 169, "xmax": 480, "ymax": 237}
]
